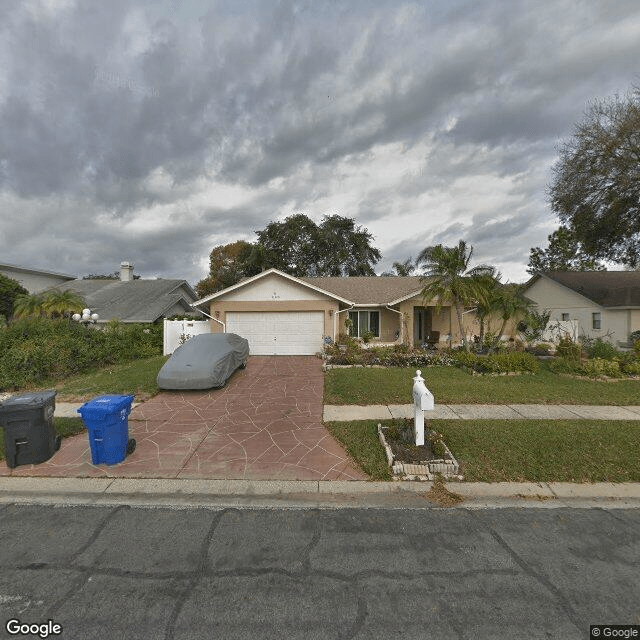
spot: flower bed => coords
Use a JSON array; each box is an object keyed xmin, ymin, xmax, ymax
[{"xmin": 378, "ymin": 418, "xmax": 461, "ymax": 481}]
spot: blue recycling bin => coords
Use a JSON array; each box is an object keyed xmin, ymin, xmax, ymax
[{"xmin": 77, "ymin": 395, "xmax": 136, "ymax": 465}]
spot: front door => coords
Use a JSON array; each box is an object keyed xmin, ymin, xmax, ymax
[{"xmin": 414, "ymin": 307, "xmax": 433, "ymax": 346}]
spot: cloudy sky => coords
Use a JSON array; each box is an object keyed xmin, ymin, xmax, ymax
[{"xmin": 1, "ymin": 0, "xmax": 639, "ymax": 288}]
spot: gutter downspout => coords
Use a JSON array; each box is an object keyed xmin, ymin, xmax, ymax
[
  {"xmin": 385, "ymin": 306, "xmax": 404, "ymax": 343},
  {"xmin": 191, "ymin": 305, "xmax": 226, "ymax": 332},
  {"xmin": 334, "ymin": 305, "xmax": 354, "ymax": 342}
]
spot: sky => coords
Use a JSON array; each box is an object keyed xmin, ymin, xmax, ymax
[{"xmin": 1, "ymin": 0, "xmax": 639, "ymax": 289}]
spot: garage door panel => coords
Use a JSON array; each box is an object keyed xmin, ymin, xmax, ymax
[{"xmin": 226, "ymin": 311, "xmax": 324, "ymax": 355}]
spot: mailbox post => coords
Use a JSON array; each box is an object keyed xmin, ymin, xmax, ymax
[{"xmin": 412, "ymin": 370, "xmax": 434, "ymax": 446}]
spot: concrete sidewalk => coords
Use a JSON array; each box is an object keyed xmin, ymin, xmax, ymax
[
  {"xmin": 323, "ymin": 403, "xmax": 640, "ymax": 421},
  {"xmin": 57, "ymin": 402, "xmax": 640, "ymax": 421}
]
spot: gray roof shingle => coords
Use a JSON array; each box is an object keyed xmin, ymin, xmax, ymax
[
  {"xmin": 300, "ymin": 276, "xmax": 425, "ymax": 304},
  {"xmin": 52, "ymin": 279, "xmax": 198, "ymax": 322}
]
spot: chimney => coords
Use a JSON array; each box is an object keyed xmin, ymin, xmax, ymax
[{"xmin": 120, "ymin": 261, "xmax": 134, "ymax": 282}]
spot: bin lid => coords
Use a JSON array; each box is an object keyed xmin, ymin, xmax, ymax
[
  {"xmin": 77, "ymin": 394, "xmax": 135, "ymax": 420},
  {"xmin": 0, "ymin": 390, "xmax": 56, "ymax": 409}
]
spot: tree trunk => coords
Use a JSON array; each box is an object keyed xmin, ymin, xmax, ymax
[
  {"xmin": 454, "ymin": 299, "xmax": 469, "ymax": 351},
  {"xmin": 488, "ymin": 318, "xmax": 508, "ymax": 353}
]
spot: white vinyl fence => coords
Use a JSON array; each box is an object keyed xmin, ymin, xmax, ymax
[{"xmin": 163, "ymin": 319, "xmax": 211, "ymax": 355}]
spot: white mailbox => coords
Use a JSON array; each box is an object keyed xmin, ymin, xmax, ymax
[
  {"xmin": 413, "ymin": 371, "xmax": 434, "ymax": 411},
  {"xmin": 412, "ymin": 370, "xmax": 434, "ymax": 446}
]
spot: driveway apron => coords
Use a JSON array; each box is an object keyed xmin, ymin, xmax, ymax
[{"xmin": 1, "ymin": 356, "xmax": 367, "ymax": 481}]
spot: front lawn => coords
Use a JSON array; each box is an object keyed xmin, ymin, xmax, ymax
[
  {"xmin": 50, "ymin": 355, "xmax": 169, "ymax": 402},
  {"xmin": 325, "ymin": 419, "xmax": 640, "ymax": 482},
  {"xmin": 324, "ymin": 362, "xmax": 640, "ymax": 405},
  {"xmin": 0, "ymin": 355, "xmax": 168, "ymax": 463}
]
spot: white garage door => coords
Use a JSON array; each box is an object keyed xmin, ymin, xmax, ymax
[{"xmin": 226, "ymin": 311, "xmax": 325, "ymax": 355}]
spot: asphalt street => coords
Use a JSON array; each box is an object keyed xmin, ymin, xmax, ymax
[{"xmin": 0, "ymin": 503, "xmax": 638, "ymax": 640}]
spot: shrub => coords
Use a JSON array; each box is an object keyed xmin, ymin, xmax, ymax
[
  {"xmin": 0, "ymin": 317, "xmax": 162, "ymax": 390},
  {"xmin": 556, "ymin": 336, "xmax": 582, "ymax": 361},
  {"xmin": 585, "ymin": 338, "xmax": 620, "ymax": 360},
  {"xmin": 580, "ymin": 357, "xmax": 621, "ymax": 378},
  {"xmin": 472, "ymin": 352, "xmax": 540, "ymax": 374},
  {"xmin": 449, "ymin": 350, "xmax": 480, "ymax": 370},
  {"xmin": 549, "ymin": 357, "xmax": 583, "ymax": 375},
  {"xmin": 621, "ymin": 359, "xmax": 640, "ymax": 376},
  {"xmin": 529, "ymin": 342, "xmax": 553, "ymax": 356},
  {"xmin": 361, "ymin": 330, "xmax": 375, "ymax": 344}
]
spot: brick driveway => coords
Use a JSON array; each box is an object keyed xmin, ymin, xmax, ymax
[{"xmin": 2, "ymin": 357, "xmax": 367, "ymax": 481}]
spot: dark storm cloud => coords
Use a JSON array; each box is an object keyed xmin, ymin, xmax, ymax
[{"xmin": 1, "ymin": 0, "xmax": 639, "ymax": 284}]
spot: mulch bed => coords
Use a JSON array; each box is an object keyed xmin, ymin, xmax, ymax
[{"xmin": 383, "ymin": 419, "xmax": 443, "ymax": 465}]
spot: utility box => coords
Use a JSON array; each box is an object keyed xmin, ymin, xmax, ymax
[
  {"xmin": 0, "ymin": 391, "xmax": 61, "ymax": 468},
  {"xmin": 77, "ymin": 395, "xmax": 136, "ymax": 465}
]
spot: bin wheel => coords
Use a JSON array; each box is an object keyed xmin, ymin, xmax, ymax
[
  {"xmin": 55, "ymin": 435, "xmax": 62, "ymax": 451},
  {"xmin": 127, "ymin": 439, "xmax": 137, "ymax": 456}
]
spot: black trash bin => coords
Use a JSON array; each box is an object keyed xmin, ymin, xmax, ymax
[{"xmin": 0, "ymin": 390, "xmax": 61, "ymax": 468}]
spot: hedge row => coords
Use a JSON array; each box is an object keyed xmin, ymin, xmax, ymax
[
  {"xmin": 324, "ymin": 345, "xmax": 540, "ymax": 374},
  {"xmin": 0, "ymin": 318, "xmax": 162, "ymax": 390}
]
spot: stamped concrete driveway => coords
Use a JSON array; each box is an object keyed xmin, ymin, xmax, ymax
[{"xmin": 2, "ymin": 356, "xmax": 367, "ymax": 481}]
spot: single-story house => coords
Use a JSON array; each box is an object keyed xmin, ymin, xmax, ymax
[
  {"xmin": 523, "ymin": 271, "xmax": 640, "ymax": 346},
  {"xmin": 0, "ymin": 262, "xmax": 76, "ymax": 294},
  {"xmin": 192, "ymin": 268, "xmax": 509, "ymax": 355},
  {"xmin": 51, "ymin": 262, "xmax": 199, "ymax": 324}
]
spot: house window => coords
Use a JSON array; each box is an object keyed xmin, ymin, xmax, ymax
[
  {"xmin": 592, "ymin": 312, "xmax": 601, "ymax": 330},
  {"xmin": 561, "ymin": 313, "xmax": 570, "ymax": 321},
  {"xmin": 348, "ymin": 310, "xmax": 380, "ymax": 338}
]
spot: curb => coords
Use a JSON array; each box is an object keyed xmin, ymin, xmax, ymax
[{"xmin": 1, "ymin": 478, "xmax": 640, "ymax": 509}]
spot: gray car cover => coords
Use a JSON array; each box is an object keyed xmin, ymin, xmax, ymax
[{"xmin": 157, "ymin": 333, "xmax": 250, "ymax": 390}]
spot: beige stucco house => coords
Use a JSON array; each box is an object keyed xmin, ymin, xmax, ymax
[
  {"xmin": 524, "ymin": 271, "xmax": 640, "ymax": 346},
  {"xmin": 192, "ymin": 269, "xmax": 506, "ymax": 355}
]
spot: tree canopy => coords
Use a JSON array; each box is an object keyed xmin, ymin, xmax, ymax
[
  {"xmin": 0, "ymin": 273, "xmax": 28, "ymax": 320},
  {"xmin": 197, "ymin": 214, "xmax": 381, "ymax": 296},
  {"xmin": 527, "ymin": 226, "xmax": 606, "ymax": 275},
  {"xmin": 417, "ymin": 240, "xmax": 494, "ymax": 351},
  {"xmin": 195, "ymin": 240, "xmax": 261, "ymax": 298},
  {"xmin": 13, "ymin": 289, "xmax": 86, "ymax": 319},
  {"xmin": 256, "ymin": 214, "xmax": 381, "ymax": 277},
  {"xmin": 381, "ymin": 257, "xmax": 415, "ymax": 276},
  {"xmin": 548, "ymin": 87, "xmax": 640, "ymax": 267}
]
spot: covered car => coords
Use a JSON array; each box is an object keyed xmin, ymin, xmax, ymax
[{"xmin": 157, "ymin": 333, "xmax": 249, "ymax": 390}]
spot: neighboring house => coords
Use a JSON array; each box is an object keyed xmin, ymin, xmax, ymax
[
  {"xmin": 524, "ymin": 271, "xmax": 640, "ymax": 346},
  {"xmin": 51, "ymin": 262, "xmax": 199, "ymax": 324},
  {"xmin": 192, "ymin": 268, "xmax": 510, "ymax": 356},
  {"xmin": 0, "ymin": 262, "xmax": 75, "ymax": 294}
]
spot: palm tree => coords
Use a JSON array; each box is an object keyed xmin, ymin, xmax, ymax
[
  {"xmin": 12, "ymin": 293, "xmax": 46, "ymax": 319},
  {"xmin": 385, "ymin": 258, "xmax": 415, "ymax": 276},
  {"xmin": 417, "ymin": 240, "xmax": 494, "ymax": 351},
  {"xmin": 488, "ymin": 284, "xmax": 532, "ymax": 352},
  {"xmin": 42, "ymin": 289, "xmax": 86, "ymax": 318},
  {"xmin": 471, "ymin": 270, "xmax": 502, "ymax": 351}
]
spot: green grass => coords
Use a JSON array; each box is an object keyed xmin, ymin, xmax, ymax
[
  {"xmin": 47, "ymin": 355, "xmax": 169, "ymax": 402},
  {"xmin": 326, "ymin": 419, "xmax": 640, "ymax": 483},
  {"xmin": 324, "ymin": 420, "xmax": 392, "ymax": 480},
  {"xmin": 0, "ymin": 417, "xmax": 85, "ymax": 463},
  {"xmin": 324, "ymin": 363, "xmax": 640, "ymax": 405}
]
